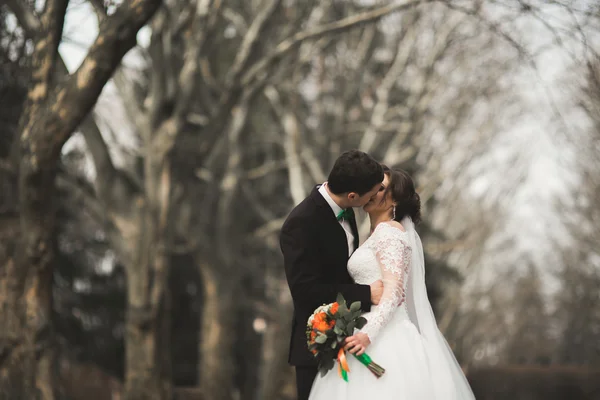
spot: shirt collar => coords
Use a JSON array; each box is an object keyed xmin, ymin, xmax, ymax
[{"xmin": 318, "ymin": 182, "xmax": 344, "ymax": 217}]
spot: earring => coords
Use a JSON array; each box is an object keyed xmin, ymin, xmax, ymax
[{"xmin": 392, "ymin": 205, "xmax": 396, "ymax": 221}]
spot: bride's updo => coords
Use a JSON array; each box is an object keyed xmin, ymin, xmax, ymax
[{"xmin": 382, "ymin": 165, "xmax": 422, "ymax": 225}]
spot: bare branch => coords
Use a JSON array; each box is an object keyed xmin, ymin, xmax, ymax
[
  {"xmin": 245, "ymin": 160, "xmax": 287, "ymax": 180},
  {"xmin": 145, "ymin": 13, "xmax": 172, "ymax": 134},
  {"xmin": 42, "ymin": 0, "xmax": 70, "ymax": 53},
  {"xmin": 87, "ymin": 0, "xmax": 107, "ymax": 18},
  {"xmin": 199, "ymin": 57, "xmax": 219, "ymax": 90},
  {"xmin": 17, "ymin": 0, "xmax": 69, "ymax": 169},
  {"xmin": 382, "ymin": 13, "xmax": 465, "ymax": 165},
  {"xmin": 359, "ymin": 17, "xmax": 419, "ymax": 153},
  {"xmin": 23, "ymin": 0, "xmax": 69, "ymax": 105},
  {"xmin": 342, "ymin": 24, "xmax": 377, "ymax": 104},
  {"xmin": 300, "ymin": 148, "xmax": 326, "ymax": 184},
  {"xmin": 46, "ymin": 0, "xmax": 161, "ymax": 157},
  {"xmin": 79, "ymin": 114, "xmax": 116, "ymax": 184},
  {"xmin": 216, "ymin": 95, "xmax": 252, "ymax": 265},
  {"xmin": 265, "ymin": 85, "xmax": 306, "ymax": 205},
  {"xmin": 173, "ymin": 0, "xmax": 222, "ymax": 122},
  {"xmin": 253, "ymin": 217, "xmax": 285, "ymax": 239},
  {"xmin": 225, "ymin": 0, "xmax": 282, "ymax": 87},
  {"xmin": 241, "ymin": 0, "xmax": 425, "ymax": 87},
  {"xmin": 440, "ymin": 1, "xmax": 529, "ymax": 59},
  {"xmin": 222, "ymin": 7, "xmax": 248, "ymax": 35},
  {"xmin": 6, "ymin": 1, "xmax": 122, "ymax": 203},
  {"xmin": 2, "ymin": 0, "xmax": 41, "ymax": 34}
]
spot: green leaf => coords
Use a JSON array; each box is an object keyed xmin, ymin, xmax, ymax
[
  {"xmin": 339, "ymin": 306, "xmax": 350, "ymax": 320},
  {"xmin": 355, "ymin": 317, "xmax": 367, "ymax": 330},
  {"xmin": 330, "ymin": 340, "xmax": 338, "ymax": 349},
  {"xmin": 334, "ymin": 326, "xmax": 343, "ymax": 335},
  {"xmin": 350, "ymin": 301, "xmax": 361, "ymax": 312},
  {"xmin": 315, "ymin": 334, "xmax": 327, "ymax": 344},
  {"xmin": 347, "ymin": 321, "xmax": 356, "ymax": 332},
  {"xmin": 320, "ymin": 356, "xmax": 334, "ymax": 373},
  {"xmin": 336, "ymin": 292, "xmax": 346, "ymax": 306}
]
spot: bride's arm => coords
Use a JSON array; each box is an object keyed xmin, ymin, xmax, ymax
[{"xmin": 360, "ymin": 222, "xmax": 411, "ymax": 342}]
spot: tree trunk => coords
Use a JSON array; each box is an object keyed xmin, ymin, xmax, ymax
[
  {"xmin": 0, "ymin": 215, "xmax": 27, "ymax": 399},
  {"xmin": 0, "ymin": 0, "xmax": 69, "ymax": 391},
  {"xmin": 0, "ymin": 156, "xmax": 61, "ymax": 399},
  {"xmin": 0, "ymin": 0, "xmax": 161, "ymax": 397},
  {"xmin": 124, "ymin": 220, "xmax": 172, "ymax": 400},
  {"xmin": 197, "ymin": 264, "xmax": 238, "ymax": 400},
  {"xmin": 257, "ymin": 278, "xmax": 293, "ymax": 400},
  {"xmin": 0, "ymin": 158, "xmax": 21, "ymax": 396},
  {"xmin": 124, "ymin": 160, "xmax": 172, "ymax": 400}
]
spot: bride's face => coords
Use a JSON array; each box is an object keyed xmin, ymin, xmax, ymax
[{"xmin": 363, "ymin": 173, "xmax": 394, "ymax": 215}]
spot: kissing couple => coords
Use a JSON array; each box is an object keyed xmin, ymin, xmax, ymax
[{"xmin": 280, "ymin": 150, "xmax": 475, "ymax": 400}]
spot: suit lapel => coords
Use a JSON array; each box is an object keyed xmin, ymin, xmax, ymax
[
  {"xmin": 310, "ymin": 186, "xmax": 350, "ymax": 259},
  {"xmin": 348, "ymin": 214, "xmax": 360, "ymax": 254}
]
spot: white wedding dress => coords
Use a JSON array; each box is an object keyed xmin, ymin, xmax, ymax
[{"xmin": 309, "ymin": 220, "xmax": 475, "ymax": 400}]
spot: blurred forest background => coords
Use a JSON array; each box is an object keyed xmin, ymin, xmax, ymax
[{"xmin": 0, "ymin": 0, "xmax": 599, "ymax": 399}]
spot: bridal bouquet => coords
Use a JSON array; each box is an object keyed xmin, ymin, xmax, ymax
[{"xmin": 306, "ymin": 293, "xmax": 385, "ymax": 381}]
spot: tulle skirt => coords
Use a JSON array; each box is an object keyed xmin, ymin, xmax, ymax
[{"xmin": 308, "ymin": 307, "xmax": 436, "ymax": 400}]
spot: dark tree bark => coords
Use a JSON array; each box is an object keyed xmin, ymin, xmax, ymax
[
  {"xmin": 197, "ymin": 262, "xmax": 238, "ymax": 400},
  {"xmin": 0, "ymin": 0, "xmax": 162, "ymax": 398}
]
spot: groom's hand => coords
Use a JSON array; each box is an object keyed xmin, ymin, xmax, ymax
[{"xmin": 370, "ymin": 280, "xmax": 383, "ymax": 305}]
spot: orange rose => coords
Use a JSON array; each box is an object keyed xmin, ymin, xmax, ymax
[
  {"xmin": 330, "ymin": 302, "xmax": 339, "ymax": 315},
  {"xmin": 314, "ymin": 319, "xmax": 330, "ymax": 332},
  {"xmin": 310, "ymin": 331, "xmax": 317, "ymax": 341},
  {"xmin": 313, "ymin": 312, "xmax": 326, "ymax": 324}
]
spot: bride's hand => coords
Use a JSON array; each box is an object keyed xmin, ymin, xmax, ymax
[{"xmin": 344, "ymin": 332, "xmax": 371, "ymax": 356}]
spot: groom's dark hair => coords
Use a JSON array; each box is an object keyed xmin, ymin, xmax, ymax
[{"xmin": 328, "ymin": 150, "xmax": 383, "ymax": 195}]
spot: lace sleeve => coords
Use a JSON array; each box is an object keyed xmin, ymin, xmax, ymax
[{"xmin": 361, "ymin": 223, "xmax": 412, "ymax": 342}]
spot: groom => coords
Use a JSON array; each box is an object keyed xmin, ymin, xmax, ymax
[{"xmin": 280, "ymin": 150, "xmax": 385, "ymax": 400}]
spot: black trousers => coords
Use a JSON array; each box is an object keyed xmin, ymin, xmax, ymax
[{"xmin": 295, "ymin": 366, "xmax": 318, "ymax": 400}]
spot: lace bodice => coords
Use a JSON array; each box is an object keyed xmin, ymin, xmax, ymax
[{"xmin": 347, "ymin": 222, "xmax": 412, "ymax": 341}]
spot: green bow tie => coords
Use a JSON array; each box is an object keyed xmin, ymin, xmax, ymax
[{"xmin": 337, "ymin": 208, "xmax": 355, "ymax": 222}]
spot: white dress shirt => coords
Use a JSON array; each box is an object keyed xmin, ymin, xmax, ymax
[{"xmin": 318, "ymin": 183, "xmax": 355, "ymax": 257}]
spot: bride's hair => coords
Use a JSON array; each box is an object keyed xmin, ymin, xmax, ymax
[{"xmin": 381, "ymin": 165, "xmax": 422, "ymax": 225}]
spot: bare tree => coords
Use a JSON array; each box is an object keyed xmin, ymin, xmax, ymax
[{"xmin": 0, "ymin": 0, "xmax": 161, "ymax": 398}]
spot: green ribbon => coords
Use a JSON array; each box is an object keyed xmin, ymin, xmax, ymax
[
  {"xmin": 336, "ymin": 208, "xmax": 355, "ymax": 222},
  {"xmin": 337, "ymin": 353, "xmax": 385, "ymax": 382},
  {"xmin": 353, "ymin": 352, "xmax": 386, "ymax": 379},
  {"xmin": 341, "ymin": 368, "xmax": 348, "ymax": 382},
  {"xmin": 354, "ymin": 353, "xmax": 372, "ymax": 366}
]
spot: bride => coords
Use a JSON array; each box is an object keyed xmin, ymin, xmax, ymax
[{"xmin": 309, "ymin": 166, "xmax": 475, "ymax": 400}]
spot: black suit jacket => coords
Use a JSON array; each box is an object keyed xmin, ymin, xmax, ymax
[{"xmin": 280, "ymin": 186, "xmax": 372, "ymax": 366}]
